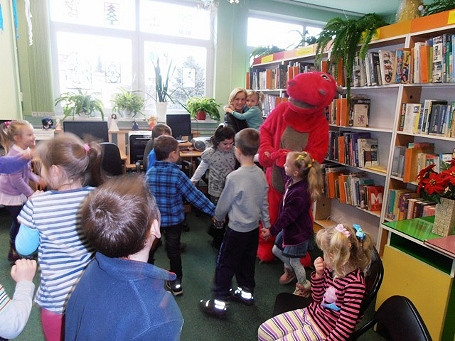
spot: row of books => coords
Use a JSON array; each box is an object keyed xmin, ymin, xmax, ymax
[
  {"xmin": 327, "ymin": 96, "xmax": 371, "ymax": 127},
  {"xmin": 323, "ymin": 164, "xmax": 384, "ymax": 212},
  {"xmin": 385, "ymin": 189, "xmax": 435, "ymax": 222},
  {"xmin": 399, "ymin": 99, "xmax": 455, "ymax": 137},
  {"xmin": 391, "ymin": 143, "xmax": 454, "ymax": 181},
  {"xmin": 262, "ymin": 94, "xmax": 288, "ymax": 117},
  {"xmin": 327, "ymin": 131, "xmax": 378, "ymax": 169},
  {"xmin": 351, "ymin": 33, "xmax": 455, "ymax": 87},
  {"xmin": 246, "ymin": 62, "xmax": 316, "ymax": 91}
]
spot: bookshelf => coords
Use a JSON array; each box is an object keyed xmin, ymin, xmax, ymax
[{"xmin": 251, "ymin": 11, "xmax": 455, "ymax": 340}]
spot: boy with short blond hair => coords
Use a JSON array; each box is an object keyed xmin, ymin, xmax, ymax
[{"xmin": 200, "ymin": 128, "xmax": 270, "ymax": 317}]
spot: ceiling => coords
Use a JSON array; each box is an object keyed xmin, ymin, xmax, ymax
[{"xmin": 286, "ymin": 0, "xmax": 408, "ymax": 17}]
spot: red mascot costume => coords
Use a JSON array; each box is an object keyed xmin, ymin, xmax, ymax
[{"xmin": 257, "ymin": 72, "xmax": 337, "ymax": 262}]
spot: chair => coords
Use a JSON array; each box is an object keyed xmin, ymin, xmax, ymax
[
  {"xmin": 354, "ymin": 295, "xmax": 432, "ymax": 341},
  {"xmin": 272, "ymin": 247, "xmax": 384, "ymax": 340},
  {"xmin": 100, "ymin": 142, "xmax": 124, "ymax": 176}
]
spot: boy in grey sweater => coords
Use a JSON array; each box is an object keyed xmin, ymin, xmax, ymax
[{"xmin": 199, "ymin": 128, "xmax": 270, "ymax": 318}]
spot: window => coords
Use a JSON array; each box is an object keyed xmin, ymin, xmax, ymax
[
  {"xmin": 50, "ymin": 0, "xmax": 214, "ymax": 116},
  {"xmin": 247, "ymin": 16, "xmax": 323, "ymax": 50}
]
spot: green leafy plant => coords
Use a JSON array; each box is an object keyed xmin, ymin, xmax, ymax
[
  {"xmin": 424, "ymin": 0, "xmax": 455, "ymax": 16},
  {"xmin": 152, "ymin": 58, "xmax": 175, "ymax": 102},
  {"xmin": 112, "ymin": 88, "xmax": 145, "ymax": 117},
  {"xmin": 54, "ymin": 89, "xmax": 104, "ymax": 120},
  {"xmin": 315, "ymin": 13, "xmax": 388, "ymax": 98},
  {"xmin": 289, "ymin": 30, "xmax": 318, "ymax": 49},
  {"xmin": 185, "ymin": 97, "xmax": 220, "ymax": 120}
]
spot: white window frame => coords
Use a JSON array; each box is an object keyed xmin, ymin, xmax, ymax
[{"xmin": 49, "ymin": 0, "xmax": 215, "ymax": 115}]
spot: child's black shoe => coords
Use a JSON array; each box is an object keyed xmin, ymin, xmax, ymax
[
  {"xmin": 165, "ymin": 279, "xmax": 183, "ymax": 296},
  {"xmin": 230, "ymin": 287, "xmax": 254, "ymax": 306},
  {"xmin": 199, "ymin": 299, "xmax": 227, "ymax": 318}
]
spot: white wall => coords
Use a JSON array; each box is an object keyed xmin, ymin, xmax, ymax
[{"xmin": 0, "ymin": 1, "xmax": 22, "ymax": 120}]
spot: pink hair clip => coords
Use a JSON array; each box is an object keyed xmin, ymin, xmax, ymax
[
  {"xmin": 3, "ymin": 121, "xmax": 11, "ymax": 128},
  {"xmin": 335, "ymin": 224, "xmax": 351, "ymax": 238},
  {"xmin": 83, "ymin": 144, "xmax": 91, "ymax": 153}
]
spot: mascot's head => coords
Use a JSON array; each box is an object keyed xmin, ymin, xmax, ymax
[{"xmin": 286, "ymin": 72, "xmax": 337, "ymax": 114}]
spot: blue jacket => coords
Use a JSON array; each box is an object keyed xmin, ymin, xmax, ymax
[{"xmin": 65, "ymin": 253, "xmax": 183, "ymax": 341}]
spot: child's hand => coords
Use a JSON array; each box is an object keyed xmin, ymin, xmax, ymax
[
  {"xmin": 261, "ymin": 228, "xmax": 271, "ymax": 239},
  {"xmin": 11, "ymin": 259, "xmax": 37, "ymax": 283},
  {"xmin": 314, "ymin": 257, "xmax": 325, "ymax": 278},
  {"xmin": 19, "ymin": 149, "xmax": 33, "ymax": 160}
]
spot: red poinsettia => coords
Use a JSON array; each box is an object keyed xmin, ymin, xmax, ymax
[{"xmin": 417, "ymin": 159, "xmax": 455, "ymax": 203}]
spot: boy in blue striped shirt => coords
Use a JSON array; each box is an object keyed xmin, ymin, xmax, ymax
[{"xmin": 146, "ymin": 135, "xmax": 215, "ymax": 296}]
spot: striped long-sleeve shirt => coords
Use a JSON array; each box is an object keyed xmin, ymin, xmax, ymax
[
  {"xmin": 307, "ymin": 267, "xmax": 366, "ymax": 341},
  {"xmin": 17, "ymin": 187, "xmax": 94, "ymax": 313},
  {"xmin": 146, "ymin": 161, "xmax": 215, "ymax": 227}
]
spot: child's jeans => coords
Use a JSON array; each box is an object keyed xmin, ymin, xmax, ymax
[
  {"xmin": 213, "ymin": 227, "xmax": 258, "ymax": 299},
  {"xmin": 41, "ymin": 308, "xmax": 64, "ymax": 341}
]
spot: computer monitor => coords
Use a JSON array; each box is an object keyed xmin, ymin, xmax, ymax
[
  {"xmin": 62, "ymin": 121, "xmax": 109, "ymax": 142},
  {"xmin": 166, "ymin": 114, "xmax": 192, "ymax": 140}
]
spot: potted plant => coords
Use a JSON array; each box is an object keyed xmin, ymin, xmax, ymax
[
  {"xmin": 55, "ymin": 89, "xmax": 104, "ymax": 121},
  {"xmin": 112, "ymin": 88, "xmax": 145, "ymax": 118},
  {"xmin": 315, "ymin": 13, "xmax": 388, "ymax": 99},
  {"xmin": 185, "ymin": 97, "xmax": 220, "ymax": 121},
  {"xmin": 417, "ymin": 159, "xmax": 455, "ymax": 236}
]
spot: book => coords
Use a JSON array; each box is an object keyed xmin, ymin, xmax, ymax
[
  {"xmin": 350, "ymin": 97, "xmax": 370, "ymax": 127},
  {"xmin": 402, "ymin": 103, "xmax": 421, "ymax": 134},
  {"xmin": 398, "ymin": 192, "xmax": 419, "ymax": 220},
  {"xmin": 336, "ymin": 97, "xmax": 349, "ymax": 126},
  {"xmin": 407, "ymin": 197, "xmax": 423, "ymax": 219},
  {"xmin": 432, "ymin": 35, "xmax": 444, "ymax": 83},
  {"xmin": 357, "ymin": 138, "xmax": 378, "ymax": 168},
  {"xmin": 366, "ymin": 185, "xmax": 384, "ymax": 211},
  {"xmin": 391, "ymin": 146, "xmax": 407, "ymax": 177},
  {"xmin": 402, "ymin": 142, "xmax": 434, "ymax": 183},
  {"xmin": 422, "ymin": 99, "xmax": 447, "ymax": 134},
  {"xmin": 396, "ymin": 48, "xmax": 411, "ymax": 83},
  {"xmin": 358, "ymin": 178, "xmax": 375, "ymax": 209},
  {"xmin": 419, "ymin": 43, "xmax": 431, "ymax": 83},
  {"xmin": 378, "ymin": 50, "xmax": 396, "ymax": 85},
  {"xmin": 387, "ymin": 189, "xmax": 412, "ymax": 221}
]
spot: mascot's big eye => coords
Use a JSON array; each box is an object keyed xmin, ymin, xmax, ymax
[{"xmin": 321, "ymin": 74, "xmax": 330, "ymax": 80}]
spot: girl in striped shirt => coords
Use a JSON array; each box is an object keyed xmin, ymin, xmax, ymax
[
  {"xmin": 15, "ymin": 133, "xmax": 103, "ymax": 341},
  {"xmin": 258, "ymin": 224, "xmax": 373, "ymax": 341}
]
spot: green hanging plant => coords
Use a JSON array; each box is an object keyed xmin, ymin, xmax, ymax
[
  {"xmin": 315, "ymin": 13, "xmax": 388, "ymax": 99},
  {"xmin": 424, "ymin": 0, "xmax": 455, "ymax": 16}
]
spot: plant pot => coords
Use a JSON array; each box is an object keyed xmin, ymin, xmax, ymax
[
  {"xmin": 432, "ymin": 197, "xmax": 455, "ymax": 237},
  {"xmin": 155, "ymin": 102, "xmax": 168, "ymax": 123},
  {"xmin": 196, "ymin": 111, "xmax": 206, "ymax": 120}
]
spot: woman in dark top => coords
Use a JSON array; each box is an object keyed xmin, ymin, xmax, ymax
[{"xmin": 223, "ymin": 87, "xmax": 248, "ymax": 133}]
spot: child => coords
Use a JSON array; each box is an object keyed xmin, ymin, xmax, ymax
[
  {"xmin": 261, "ymin": 151, "xmax": 323, "ymax": 297},
  {"xmin": 191, "ymin": 125, "xmax": 236, "ymax": 249},
  {"xmin": 224, "ymin": 87, "xmax": 248, "ymax": 133},
  {"xmin": 15, "ymin": 133, "xmax": 103, "ymax": 341},
  {"xmin": 0, "ymin": 120, "xmax": 42, "ymax": 262},
  {"xmin": 146, "ymin": 135, "xmax": 215, "ymax": 296},
  {"xmin": 143, "ymin": 123, "xmax": 172, "ymax": 170},
  {"xmin": 225, "ymin": 90, "xmax": 264, "ymax": 129},
  {"xmin": 258, "ymin": 224, "xmax": 374, "ymax": 341},
  {"xmin": 0, "ymin": 158, "xmax": 37, "ymax": 340},
  {"xmin": 0, "ymin": 259, "xmax": 37, "ymax": 340},
  {"xmin": 199, "ymin": 128, "xmax": 270, "ymax": 318},
  {"xmin": 65, "ymin": 175, "xmax": 184, "ymax": 340}
]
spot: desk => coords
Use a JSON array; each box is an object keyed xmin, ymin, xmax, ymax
[{"xmin": 180, "ymin": 150, "xmax": 202, "ymax": 176}]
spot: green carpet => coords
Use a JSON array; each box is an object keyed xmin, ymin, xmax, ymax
[{"xmin": 0, "ymin": 208, "xmax": 385, "ymax": 340}]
